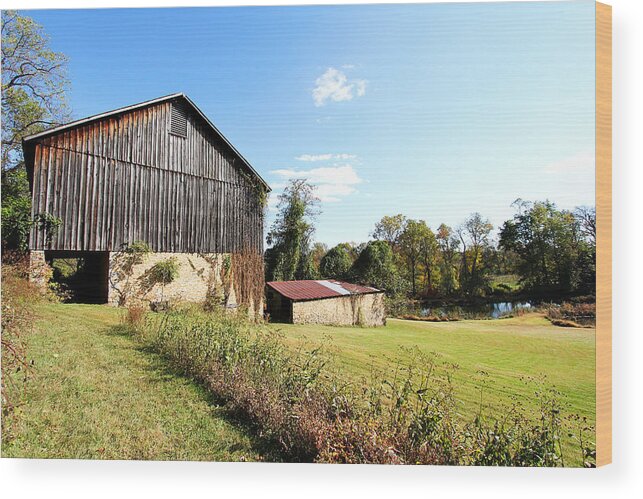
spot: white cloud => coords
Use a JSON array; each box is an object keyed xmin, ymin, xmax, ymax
[
  {"xmin": 295, "ymin": 153, "xmax": 334, "ymax": 162},
  {"xmin": 295, "ymin": 153, "xmax": 357, "ymax": 162},
  {"xmin": 312, "ymin": 68, "xmax": 367, "ymax": 107},
  {"xmin": 355, "ymin": 80, "xmax": 367, "ymax": 97},
  {"xmin": 315, "ymin": 183, "xmax": 357, "ymax": 203},
  {"xmin": 270, "ymin": 165, "xmax": 362, "ymax": 203},
  {"xmin": 544, "ymin": 151, "xmax": 594, "ymax": 174}
]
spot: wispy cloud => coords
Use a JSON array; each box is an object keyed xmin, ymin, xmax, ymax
[
  {"xmin": 355, "ymin": 80, "xmax": 367, "ymax": 97},
  {"xmin": 544, "ymin": 151, "xmax": 594, "ymax": 174},
  {"xmin": 295, "ymin": 153, "xmax": 357, "ymax": 162},
  {"xmin": 270, "ymin": 165, "xmax": 363, "ymax": 202},
  {"xmin": 266, "ymin": 194, "xmax": 280, "ymax": 213},
  {"xmin": 315, "ymin": 116, "xmax": 333, "ymax": 124},
  {"xmin": 312, "ymin": 67, "xmax": 367, "ymax": 107}
]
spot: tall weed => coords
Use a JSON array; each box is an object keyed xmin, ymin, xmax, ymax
[
  {"xmin": 1, "ymin": 258, "xmax": 42, "ymax": 442},
  {"xmin": 127, "ymin": 307, "xmax": 593, "ymax": 466}
]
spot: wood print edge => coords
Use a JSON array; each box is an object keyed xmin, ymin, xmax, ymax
[{"xmin": 595, "ymin": 0, "xmax": 612, "ymax": 467}]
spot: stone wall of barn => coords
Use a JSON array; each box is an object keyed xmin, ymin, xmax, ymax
[
  {"xmin": 107, "ymin": 252, "xmax": 260, "ymax": 315},
  {"xmin": 291, "ymin": 293, "xmax": 386, "ymax": 327},
  {"xmin": 28, "ymin": 250, "xmax": 53, "ymax": 291}
]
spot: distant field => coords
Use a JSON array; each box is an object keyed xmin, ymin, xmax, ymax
[
  {"xmin": 272, "ymin": 314, "xmax": 596, "ymax": 464},
  {"xmin": 490, "ymin": 273, "xmax": 522, "ymax": 292}
]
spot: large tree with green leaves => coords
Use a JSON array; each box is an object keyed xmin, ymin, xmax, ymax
[
  {"xmin": 398, "ymin": 219, "xmax": 434, "ymax": 296},
  {"xmin": 499, "ymin": 200, "xmax": 589, "ymax": 294},
  {"xmin": 436, "ymin": 223, "xmax": 460, "ymax": 295},
  {"xmin": 371, "ymin": 214, "xmax": 406, "ymax": 249},
  {"xmin": 319, "ymin": 242, "xmax": 354, "ymax": 280},
  {"xmin": 308, "ymin": 242, "xmax": 328, "ymax": 278},
  {"xmin": 418, "ymin": 223, "xmax": 439, "ymax": 296},
  {"xmin": 350, "ymin": 240, "xmax": 402, "ymax": 294},
  {"xmin": 1, "ymin": 11, "xmax": 69, "ymax": 252},
  {"xmin": 265, "ymin": 179, "xmax": 320, "ymax": 281},
  {"xmin": 457, "ymin": 213, "xmax": 493, "ymax": 295},
  {"xmin": 2, "ymin": 11, "xmax": 70, "ymax": 169}
]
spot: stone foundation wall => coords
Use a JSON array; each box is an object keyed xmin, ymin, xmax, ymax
[
  {"xmin": 292, "ymin": 293, "xmax": 386, "ymax": 327},
  {"xmin": 108, "ymin": 252, "xmax": 247, "ymax": 311},
  {"xmin": 28, "ymin": 250, "xmax": 52, "ymax": 292}
]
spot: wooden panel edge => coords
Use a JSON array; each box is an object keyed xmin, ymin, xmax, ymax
[{"xmin": 596, "ymin": 0, "xmax": 612, "ymax": 467}]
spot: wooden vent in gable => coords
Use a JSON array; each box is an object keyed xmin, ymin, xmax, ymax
[{"xmin": 170, "ymin": 102, "xmax": 187, "ymax": 137}]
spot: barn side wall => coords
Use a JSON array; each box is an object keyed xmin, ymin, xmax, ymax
[
  {"xmin": 291, "ymin": 293, "xmax": 386, "ymax": 327},
  {"xmin": 107, "ymin": 252, "xmax": 260, "ymax": 318},
  {"xmin": 28, "ymin": 99, "xmax": 264, "ymax": 254}
]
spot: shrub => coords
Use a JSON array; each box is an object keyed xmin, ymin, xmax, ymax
[
  {"xmin": 139, "ymin": 256, "xmax": 179, "ymax": 304},
  {"xmin": 147, "ymin": 258, "xmax": 179, "ymax": 286},
  {"xmin": 385, "ymin": 295, "xmax": 417, "ymax": 317},
  {"xmin": 124, "ymin": 303, "xmax": 148, "ymax": 335},
  {"xmin": 546, "ymin": 302, "xmax": 596, "ymax": 327},
  {"xmin": 1, "ymin": 259, "xmax": 42, "ymax": 442},
  {"xmin": 123, "ymin": 308, "xmax": 591, "ymax": 466}
]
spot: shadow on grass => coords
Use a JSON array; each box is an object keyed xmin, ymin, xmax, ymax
[{"xmin": 105, "ymin": 324, "xmax": 285, "ymax": 462}]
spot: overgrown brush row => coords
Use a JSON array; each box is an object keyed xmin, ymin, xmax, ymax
[
  {"xmin": 125, "ymin": 307, "xmax": 595, "ymax": 466},
  {"xmin": 1, "ymin": 257, "xmax": 42, "ymax": 442}
]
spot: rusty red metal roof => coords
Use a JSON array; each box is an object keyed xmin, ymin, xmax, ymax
[{"xmin": 266, "ymin": 280, "xmax": 381, "ymax": 301}]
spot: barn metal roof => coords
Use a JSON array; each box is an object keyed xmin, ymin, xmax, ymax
[
  {"xmin": 22, "ymin": 92, "xmax": 270, "ymax": 191},
  {"xmin": 266, "ymin": 280, "xmax": 381, "ymax": 301}
]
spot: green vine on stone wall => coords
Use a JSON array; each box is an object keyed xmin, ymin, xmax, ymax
[
  {"xmin": 239, "ymin": 169, "xmax": 268, "ymax": 219},
  {"xmin": 108, "ymin": 240, "xmax": 150, "ymax": 306},
  {"xmin": 140, "ymin": 257, "xmax": 179, "ymax": 303}
]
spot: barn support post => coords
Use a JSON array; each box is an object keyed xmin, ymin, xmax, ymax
[{"xmin": 28, "ymin": 250, "xmax": 52, "ymax": 291}]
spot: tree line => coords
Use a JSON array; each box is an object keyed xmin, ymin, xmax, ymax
[{"xmin": 265, "ymin": 180, "xmax": 596, "ymax": 301}]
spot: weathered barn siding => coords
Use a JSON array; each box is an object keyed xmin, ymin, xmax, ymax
[{"xmin": 26, "ymin": 97, "xmax": 265, "ymax": 254}]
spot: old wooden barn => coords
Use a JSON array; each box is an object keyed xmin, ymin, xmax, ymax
[{"xmin": 24, "ymin": 93, "xmax": 269, "ymax": 313}]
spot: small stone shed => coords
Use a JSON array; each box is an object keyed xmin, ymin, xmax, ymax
[{"xmin": 265, "ymin": 280, "xmax": 386, "ymax": 327}]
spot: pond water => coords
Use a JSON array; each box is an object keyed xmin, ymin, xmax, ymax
[{"xmin": 419, "ymin": 301, "xmax": 534, "ymax": 320}]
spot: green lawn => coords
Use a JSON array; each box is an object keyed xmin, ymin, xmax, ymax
[
  {"xmin": 3, "ymin": 302, "xmax": 595, "ymax": 465},
  {"xmin": 272, "ymin": 315, "xmax": 596, "ymax": 464},
  {"xmin": 2, "ymin": 302, "xmax": 261, "ymax": 461}
]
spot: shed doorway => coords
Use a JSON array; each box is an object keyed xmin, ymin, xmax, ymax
[{"xmin": 45, "ymin": 251, "xmax": 110, "ymax": 304}]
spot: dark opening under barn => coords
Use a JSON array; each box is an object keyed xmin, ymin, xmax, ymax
[{"xmin": 46, "ymin": 251, "xmax": 109, "ymax": 304}]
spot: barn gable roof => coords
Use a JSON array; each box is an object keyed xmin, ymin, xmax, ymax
[
  {"xmin": 266, "ymin": 280, "xmax": 382, "ymax": 301},
  {"xmin": 22, "ymin": 92, "xmax": 270, "ymax": 191}
]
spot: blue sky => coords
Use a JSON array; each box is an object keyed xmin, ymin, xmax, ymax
[{"xmin": 26, "ymin": 1, "xmax": 596, "ymax": 247}]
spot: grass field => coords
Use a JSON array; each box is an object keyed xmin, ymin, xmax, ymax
[
  {"xmin": 273, "ymin": 315, "xmax": 596, "ymax": 464},
  {"xmin": 3, "ymin": 302, "xmax": 595, "ymax": 465},
  {"xmin": 2, "ymin": 302, "xmax": 262, "ymax": 461}
]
